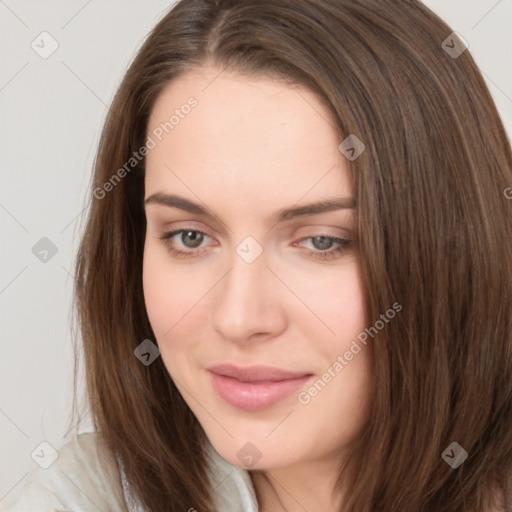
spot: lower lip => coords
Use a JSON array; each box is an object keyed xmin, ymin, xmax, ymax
[{"xmin": 208, "ymin": 371, "xmax": 313, "ymax": 412}]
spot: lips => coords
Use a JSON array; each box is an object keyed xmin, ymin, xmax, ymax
[
  {"xmin": 207, "ymin": 363, "xmax": 314, "ymax": 411},
  {"xmin": 207, "ymin": 363, "xmax": 312, "ymax": 383}
]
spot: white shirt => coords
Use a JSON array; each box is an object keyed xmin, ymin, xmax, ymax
[{"xmin": 4, "ymin": 432, "xmax": 259, "ymax": 511}]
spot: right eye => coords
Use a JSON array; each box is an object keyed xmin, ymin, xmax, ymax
[{"xmin": 158, "ymin": 229, "xmax": 212, "ymax": 258}]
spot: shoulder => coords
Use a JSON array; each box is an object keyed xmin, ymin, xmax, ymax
[
  {"xmin": 5, "ymin": 432, "xmax": 258, "ymax": 512},
  {"xmin": 5, "ymin": 432, "xmax": 128, "ymax": 512}
]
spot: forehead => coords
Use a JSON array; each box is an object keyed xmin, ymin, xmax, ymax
[{"xmin": 145, "ymin": 66, "xmax": 353, "ymax": 207}]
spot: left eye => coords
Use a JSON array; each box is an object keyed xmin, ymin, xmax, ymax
[
  {"xmin": 294, "ymin": 235, "xmax": 352, "ymax": 261},
  {"xmin": 158, "ymin": 229, "xmax": 352, "ymax": 261}
]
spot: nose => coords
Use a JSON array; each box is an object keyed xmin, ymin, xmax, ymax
[{"xmin": 211, "ymin": 244, "xmax": 287, "ymax": 345}]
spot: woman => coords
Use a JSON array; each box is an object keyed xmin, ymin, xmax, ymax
[{"xmin": 7, "ymin": 0, "xmax": 512, "ymax": 511}]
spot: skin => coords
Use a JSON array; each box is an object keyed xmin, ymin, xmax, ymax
[{"xmin": 142, "ymin": 65, "xmax": 373, "ymax": 512}]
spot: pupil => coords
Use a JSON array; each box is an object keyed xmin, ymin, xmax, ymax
[
  {"xmin": 183, "ymin": 231, "xmax": 203, "ymax": 248},
  {"xmin": 313, "ymin": 236, "xmax": 332, "ymax": 251}
]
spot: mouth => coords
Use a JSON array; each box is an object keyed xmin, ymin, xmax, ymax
[{"xmin": 207, "ymin": 363, "xmax": 314, "ymax": 411}]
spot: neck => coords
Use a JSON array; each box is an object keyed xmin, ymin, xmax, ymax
[{"xmin": 249, "ymin": 458, "xmax": 346, "ymax": 512}]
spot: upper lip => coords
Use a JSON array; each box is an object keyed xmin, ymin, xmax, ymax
[{"xmin": 207, "ymin": 363, "xmax": 312, "ymax": 383}]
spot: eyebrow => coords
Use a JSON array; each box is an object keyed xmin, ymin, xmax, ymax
[{"xmin": 144, "ymin": 193, "xmax": 355, "ymax": 223}]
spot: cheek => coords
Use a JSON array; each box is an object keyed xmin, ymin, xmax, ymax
[
  {"xmin": 294, "ymin": 260, "xmax": 367, "ymax": 345},
  {"xmin": 142, "ymin": 243, "xmax": 212, "ymax": 352},
  {"xmin": 143, "ymin": 246, "xmax": 171, "ymax": 337},
  {"xmin": 332, "ymin": 267, "xmax": 367, "ymax": 336},
  {"xmin": 143, "ymin": 244, "xmax": 188, "ymax": 338}
]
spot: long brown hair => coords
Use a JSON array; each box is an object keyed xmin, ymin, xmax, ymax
[{"xmin": 70, "ymin": 1, "xmax": 512, "ymax": 510}]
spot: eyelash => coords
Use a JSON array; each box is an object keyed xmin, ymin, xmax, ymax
[{"xmin": 157, "ymin": 229, "xmax": 352, "ymax": 261}]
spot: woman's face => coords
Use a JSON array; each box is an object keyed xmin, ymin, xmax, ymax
[{"xmin": 143, "ymin": 65, "xmax": 372, "ymax": 471}]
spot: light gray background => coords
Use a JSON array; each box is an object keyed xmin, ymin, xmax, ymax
[{"xmin": 1, "ymin": 0, "xmax": 511, "ymax": 507}]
